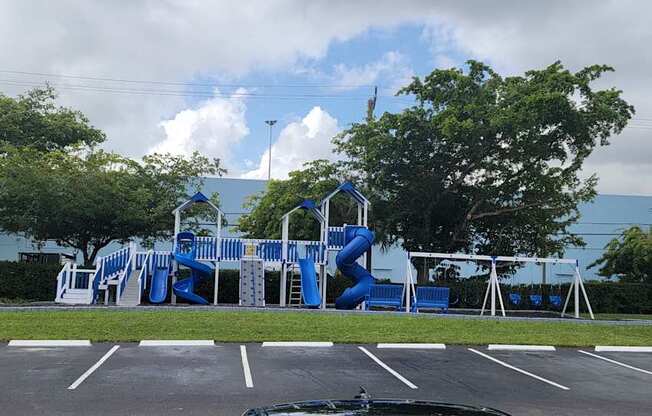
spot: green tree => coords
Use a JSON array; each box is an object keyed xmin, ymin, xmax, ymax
[
  {"xmin": 590, "ymin": 226, "xmax": 652, "ymax": 283},
  {"xmin": 238, "ymin": 160, "xmax": 357, "ymax": 240},
  {"xmin": 334, "ymin": 61, "xmax": 634, "ymax": 282},
  {"xmin": 0, "ymin": 146, "xmax": 224, "ymax": 265},
  {"xmin": 0, "ymin": 86, "xmax": 105, "ymax": 150}
]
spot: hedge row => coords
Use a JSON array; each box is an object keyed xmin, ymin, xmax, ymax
[
  {"xmin": 1, "ymin": 261, "xmax": 650, "ymax": 313},
  {"xmin": 0, "ymin": 261, "xmax": 61, "ymax": 301}
]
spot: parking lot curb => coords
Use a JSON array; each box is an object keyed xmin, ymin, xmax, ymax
[
  {"xmin": 487, "ymin": 344, "xmax": 556, "ymax": 351},
  {"xmin": 261, "ymin": 341, "xmax": 333, "ymax": 347},
  {"xmin": 139, "ymin": 340, "xmax": 215, "ymax": 346},
  {"xmin": 377, "ymin": 343, "xmax": 446, "ymax": 349},
  {"xmin": 595, "ymin": 346, "xmax": 652, "ymax": 353},
  {"xmin": 8, "ymin": 340, "xmax": 91, "ymax": 347}
]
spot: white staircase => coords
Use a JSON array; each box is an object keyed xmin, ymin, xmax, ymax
[
  {"xmin": 117, "ymin": 269, "xmax": 142, "ymax": 306},
  {"xmin": 58, "ymin": 288, "xmax": 93, "ymax": 304}
]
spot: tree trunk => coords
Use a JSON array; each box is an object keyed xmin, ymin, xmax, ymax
[{"xmin": 413, "ymin": 258, "xmax": 430, "ymax": 285}]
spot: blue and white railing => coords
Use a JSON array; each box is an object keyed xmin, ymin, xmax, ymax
[
  {"xmin": 327, "ymin": 226, "xmax": 345, "ymax": 249},
  {"xmin": 55, "ymin": 262, "xmax": 99, "ymax": 302},
  {"xmin": 193, "ymin": 236, "xmax": 326, "ymax": 264},
  {"xmin": 98, "ymin": 246, "xmax": 132, "ymax": 283}
]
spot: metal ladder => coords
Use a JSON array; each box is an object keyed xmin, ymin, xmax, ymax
[{"xmin": 288, "ymin": 264, "xmax": 302, "ymax": 306}]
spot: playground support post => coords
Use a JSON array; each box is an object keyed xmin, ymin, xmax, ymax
[
  {"xmin": 561, "ymin": 261, "xmax": 595, "ymax": 319},
  {"xmin": 480, "ymin": 257, "xmax": 506, "ymax": 317},
  {"xmin": 405, "ymin": 255, "xmax": 417, "ymax": 313},
  {"xmin": 171, "ymin": 210, "xmax": 181, "ymax": 304},
  {"xmin": 280, "ymin": 213, "xmax": 290, "ymax": 307},
  {"xmin": 213, "ymin": 211, "xmax": 222, "ymax": 305}
]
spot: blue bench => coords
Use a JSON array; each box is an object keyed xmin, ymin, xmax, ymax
[
  {"xmin": 412, "ymin": 286, "xmax": 449, "ymax": 312},
  {"xmin": 364, "ymin": 284, "xmax": 403, "ymax": 310}
]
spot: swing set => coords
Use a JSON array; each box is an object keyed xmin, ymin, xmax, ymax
[{"xmin": 405, "ymin": 252, "xmax": 595, "ymax": 319}]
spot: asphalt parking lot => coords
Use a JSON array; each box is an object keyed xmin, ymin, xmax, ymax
[{"xmin": 0, "ymin": 342, "xmax": 650, "ymax": 415}]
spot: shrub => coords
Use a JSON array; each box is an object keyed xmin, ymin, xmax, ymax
[{"xmin": 0, "ymin": 261, "xmax": 61, "ymax": 301}]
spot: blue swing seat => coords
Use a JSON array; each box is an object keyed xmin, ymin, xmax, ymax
[
  {"xmin": 529, "ymin": 294, "xmax": 543, "ymax": 307},
  {"xmin": 509, "ymin": 293, "xmax": 522, "ymax": 305},
  {"xmin": 549, "ymin": 295, "xmax": 562, "ymax": 308}
]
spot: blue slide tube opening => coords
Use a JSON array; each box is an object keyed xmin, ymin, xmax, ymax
[{"xmin": 335, "ymin": 226, "xmax": 376, "ymax": 309}]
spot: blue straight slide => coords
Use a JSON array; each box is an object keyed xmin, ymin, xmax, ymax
[
  {"xmin": 298, "ymin": 258, "xmax": 321, "ymax": 308},
  {"xmin": 335, "ymin": 226, "xmax": 376, "ymax": 309},
  {"xmin": 148, "ymin": 267, "xmax": 170, "ymax": 303}
]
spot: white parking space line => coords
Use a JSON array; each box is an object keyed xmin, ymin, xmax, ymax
[
  {"xmin": 139, "ymin": 340, "xmax": 215, "ymax": 346},
  {"xmin": 358, "ymin": 346, "xmax": 418, "ymax": 389},
  {"xmin": 261, "ymin": 342, "xmax": 333, "ymax": 347},
  {"xmin": 377, "ymin": 343, "xmax": 446, "ymax": 349},
  {"xmin": 67, "ymin": 345, "xmax": 120, "ymax": 390},
  {"xmin": 240, "ymin": 345, "xmax": 254, "ymax": 388},
  {"xmin": 9, "ymin": 340, "xmax": 91, "ymax": 347},
  {"xmin": 488, "ymin": 344, "xmax": 556, "ymax": 352},
  {"xmin": 595, "ymin": 346, "xmax": 652, "ymax": 353},
  {"xmin": 579, "ymin": 350, "xmax": 652, "ymax": 375},
  {"xmin": 468, "ymin": 348, "xmax": 570, "ymax": 391}
]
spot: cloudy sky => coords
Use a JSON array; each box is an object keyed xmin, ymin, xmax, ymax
[{"xmin": 1, "ymin": 1, "xmax": 650, "ymax": 194}]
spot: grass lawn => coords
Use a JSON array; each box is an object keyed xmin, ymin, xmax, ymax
[{"xmin": 0, "ymin": 309, "xmax": 651, "ymax": 346}]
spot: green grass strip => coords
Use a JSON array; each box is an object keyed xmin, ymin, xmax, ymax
[{"xmin": 1, "ymin": 310, "xmax": 650, "ymax": 346}]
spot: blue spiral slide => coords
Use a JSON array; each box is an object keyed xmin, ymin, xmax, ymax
[
  {"xmin": 172, "ymin": 232, "xmax": 212, "ymax": 304},
  {"xmin": 335, "ymin": 226, "xmax": 376, "ymax": 309}
]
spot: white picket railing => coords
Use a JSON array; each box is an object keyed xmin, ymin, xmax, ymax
[
  {"xmin": 55, "ymin": 262, "xmax": 72, "ymax": 302},
  {"xmin": 55, "ymin": 262, "xmax": 98, "ymax": 302},
  {"xmin": 136, "ymin": 251, "xmax": 152, "ymax": 305}
]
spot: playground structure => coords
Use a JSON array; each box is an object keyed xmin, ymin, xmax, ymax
[
  {"xmin": 55, "ymin": 182, "xmax": 376, "ymax": 310},
  {"xmin": 53, "ymin": 181, "xmax": 594, "ymax": 319}
]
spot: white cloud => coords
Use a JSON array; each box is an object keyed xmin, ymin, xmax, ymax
[
  {"xmin": 242, "ymin": 107, "xmax": 340, "ymax": 179},
  {"xmin": 0, "ymin": 1, "xmax": 434, "ymax": 157},
  {"xmin": 151, "ymin": 89, "xmax": 249, "ymax": 168},
  {"xmin": 2, "ymin": 1, "xmax": 652, "ymax": 193},
  {"xmin": 331, "ymin": 51, "xmax": 414, "ymax": 93}
]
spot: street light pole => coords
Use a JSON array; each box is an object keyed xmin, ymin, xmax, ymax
[{"xmin": 264, "ymin": 120, "xmax": 277, "ymax": 180}]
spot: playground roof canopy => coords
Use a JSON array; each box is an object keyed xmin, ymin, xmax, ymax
[
  {"xmin": 320, "ymin": 181, "xmax": 369, "ymax": 207},
  {"xmin": 172, "ymin": 191, "xmax": 224, "ymax": 216},
  {"xmin": 281, "ymin": 199, "xmax": 325, "ymax": 223}
]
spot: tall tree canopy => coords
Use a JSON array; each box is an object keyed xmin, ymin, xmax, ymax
[
  {"xmin": 238, "ymin": 160, "xmax": 357, "ymax": 240},
  {"xmin": 0, "ymin": 86, "xmax": 105, "ymax": 150},
  {"xmin": 333, "ymin": 61, "xmax": 633, "ymax": 281},
  {"xmin": 590, "ymin": 226, "xmax": 652, "ymax": 283},
  {"xmin": 0, "ymin": 146, "xmax": 224, "ymax": 265}
]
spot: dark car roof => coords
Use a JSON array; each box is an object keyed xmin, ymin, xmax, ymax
[{"xmin": 243, "ymin": 399, "xmax": 511, "ymax": 416}]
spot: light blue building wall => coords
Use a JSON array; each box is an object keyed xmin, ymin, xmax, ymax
[{"xmin": 1, "ymin": 178, "xmax": 650, "ymax": 283}]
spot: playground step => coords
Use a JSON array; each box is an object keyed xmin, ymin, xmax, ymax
[
  {"xmin": 59, "ymin": 288, "xmax": 93, "ymax": 304},
  {"xmin": 117, "ymin": 269, "xmax": 142, "ymax": 306}
]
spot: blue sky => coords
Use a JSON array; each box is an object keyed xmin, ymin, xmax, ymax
[{"xmin": 1, "ymin": 1, "xmax": 651, "ymax": 193}]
